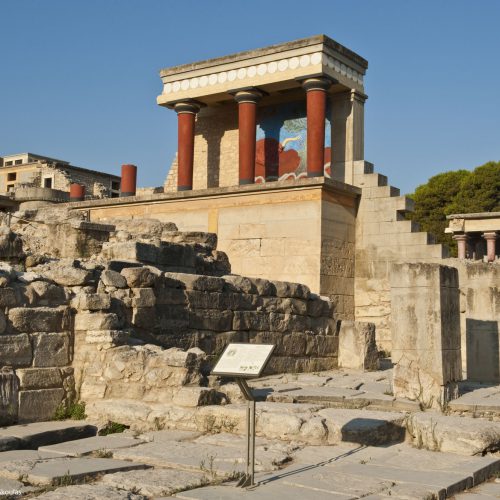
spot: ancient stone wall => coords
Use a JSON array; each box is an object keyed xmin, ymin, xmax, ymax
[{"xmin": 452, "ymin": 260, "xmax": 500, "ymax": 382}]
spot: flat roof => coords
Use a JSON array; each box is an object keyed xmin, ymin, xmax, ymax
[
  {"xmin": 160, "ymin": 34, "xmax": 368, "ymax": 77},
  {"xmin": 447, "ymin": 212, "xmax": 500, "ymax": 220},
  {"xmin": 1, "ymin": 152, "xmax": 68, "ymax": 164}
]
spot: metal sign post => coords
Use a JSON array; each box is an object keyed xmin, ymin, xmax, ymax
[{"xmin": 212, "ymin": 343, "xmax": 275, "ymax": 489}]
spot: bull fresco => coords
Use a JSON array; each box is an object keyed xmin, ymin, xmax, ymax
[{"xmin": 255, "ymin": 100, "xmax": 332, "ymax": 182}]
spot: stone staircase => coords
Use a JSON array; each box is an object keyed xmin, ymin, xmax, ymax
[{"xmin": 350, "ymin": 160, "xmax": 449, "ymax": 349}]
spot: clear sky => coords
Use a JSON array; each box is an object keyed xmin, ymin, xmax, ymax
[{"xmin": 1, "ymin": 0, "xmax": 499, "ymax": 194}]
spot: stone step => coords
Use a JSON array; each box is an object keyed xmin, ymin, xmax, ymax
[
  {"xmin": 407, "ymin": 412, "xmax": 500, "ymax": 455},
  {"xmin": 173, "ymin": 443, "xmax": 500, "ymax": 500},
  {"xmin": 0, "ymin": 420, "xmax": 97, "ymax": 450},
  {"xmin": 366, "ymin": 185, "xmax": 401, "ymax": 199},
  {"xmin": 20, "ymin": 457, "xmax": 149, "ymax": 486},
  {"xmin": 38, "ymin": 433, "xmax": 146, "ymax": 457},
  {"xmin": 356, "ymin": 172, "xmax": 388, "ymax": 188}
]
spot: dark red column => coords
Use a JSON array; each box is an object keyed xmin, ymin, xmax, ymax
[
  {"xmin": 483, "ymin": 232, "xmax": 498, "ymax": 262},
  {"xmin": 69, "ymin": 183, "xmax": 85, "ymax": 202},
  {"xmin": 120, "ymin": 164, "xmax": 137, "ymax": 197},
  {"xmin": 302, "ymin": 77, "xmax": 332, "ymax": 177},
  {"xmin": 234, "ymin": 89, "xmax": 263, "ymax": 185},
  {"xmin": 453, "ymin": 234, "xmax": 469, "ymax": 259},
  {"xmin": 174, "ymin": 101, "xmax": 201, "ymax": 191}
]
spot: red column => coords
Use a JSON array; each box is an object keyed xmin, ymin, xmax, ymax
[
  {"xmin": 69, "ymin": 183, "xmax": 85, "ymax": 202},
  {"xmin": 453, "ymin": 234, "xmax": 468, "ymax": 259},
  {"xmin": 483, "ymin": 232, "xmax": 498, "ymax": 262},
  {"xmin": 174, "ymin": 102, "xmax": 200, "ymax": 191},
  {"xmin": 302, "ymin": 77, "xmax": 332, "ymax": 177},
  {"xmin": 234, "ymin": 89, "xmax": 263, "ymax": 185},
  {"xmin": 120, "ymin": 164, "xmax": 137, "ymax": 197}
]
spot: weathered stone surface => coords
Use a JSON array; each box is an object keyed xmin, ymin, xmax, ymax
[
  {"xmin": 16, "ymin": 368, "xmax": 63, "ymax": 389},
  {"xmin": 189, "ymin": 309, "xmax": 233, "ymax": 331},
  {"xmin": 172, "ymin": 387, "xmax": 223, "ymax": 407},
  {"xmin": 223, "ymin": 275, "xmax": 257, "ymax": 294},
  {"xmin": 407, "ymin": 412, "xmax": 500, "ymax": 455},
  {"xmin": 73, "ymin": 293, "xmax": 111, "ymax": 311},
  {"xmin": 74, "ymin": 312, "xmax": 120, "ymax": 331},
  {"xmin": 154, "ymin": 286, "xmax": 186, "ymax": 305},
  {"xmin": 44, "ymin": 266, "xmax": 94, "ymax": 286},
  {"xmin": 273, "ymin": 280, "xmax": 311, "ymax": 299},
  {"xmin": 39, "ymin": 434, "xmax": 145, "ymax": 457},
  {"xmin": 0, "ymin": 421, "xmax": 97, "ymax": 449},
  {"xmin": 166, "ymin": 273, "xmax": 225, "ymax": 292},
  {"xmin": 85, "ymin": 330, "xmax": 129, "ymax": 346},
  {"xmin": 101, "ymin": 269, "xmax": 128, "ymax": 288},
  {"xmin": 9, "ymin": 307, "xmax": 67, "ymax": 333},
  {"xmin": 121, "ymin": 267, "xmax": 156, "ymax": 288},
  {"xmin": 0, "ymin": 287, "xmax": 19, "ymax": 307},
  {"xmin": 33, "ymin": 484, "xmax": 146, "ymax": 500},
  {"xmin": 102, "ymin": 467, "xmax": 208, "ymax": 497},
  {"xmin": 25, "ymin": 281, "xmax": 66, "ymax": 306},
  {"xmin": 0, "ymin": 309, "xmax": 6, "ymax": 334},
  {"xmin": 0, "ymin": 227, "xmax": 23, "ymax": 260},
  {"xmin": 233, "ymin": 311, "xmax": 270, "ymax": 331},
  {"xmin": 32, "ymin": 333, "xmax": 70, "ymax": 367},
  {"xmin": 27, "ymin": 457, "xmax": 150, "ymax": 485},
  {"xmin": 131, "ymin": 288, "xmax": 156, "ymax": 307},
  {"xmin": 18, "ymin": 388, "xmax": 65, "ymax": 422},
  {"xmin": 338, "ymin": 321, "xmax": 379, "ymax": 371},
  {"xmin": 0, "ymin": 334, "xmax": 32, "ymax": 366},
  {"xmin": 0, "ymin": 366, "xmax": 19, "ymax": 425}
]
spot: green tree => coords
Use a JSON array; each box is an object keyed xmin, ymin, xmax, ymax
[{"xmin": 408, "ymin": 169, "xmax": 471, "ymax": 254}]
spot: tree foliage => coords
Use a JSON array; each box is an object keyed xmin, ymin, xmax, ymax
[{"xmin": 407, "ymin": 161, "xmax": 500, "ymax": 256}]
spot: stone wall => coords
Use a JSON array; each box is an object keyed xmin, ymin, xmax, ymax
[{"xmin": 452, "ymin": 260, "xmax": 500, "ymax": 382}]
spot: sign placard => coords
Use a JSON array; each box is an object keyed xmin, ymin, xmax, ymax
[{"xmin": 212, "ymin": 343, "xmax": 275, "ymax": 378}]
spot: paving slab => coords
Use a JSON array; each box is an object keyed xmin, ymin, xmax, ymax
[
  {"xmin": 455, "ymin": 478, "xmax": 500, "ymax": 498},
  {"xmin": 174, "ymin": 482, "xmax": 352, "ymax": 500},
  {"xmin": 0, "ymin": 420, "xmax": 97, "ymax": 449},
  {"xmin": 0, "ymin": 449, "xmax": 56, "ymax": 462},
  {"xmin": 113, "ymin": 438, "xmax": 291, "ymax": 476},
  {"xmin": 139, "ymin": 429, "xmax": 202, "ymax": 443},
  {"xmin": 20, "ymin": 457, "xmax": 149, "ymax": 485},
  {"xmin": 33, "ymin": 483, "xmax": 147, "ymax": 499},
  {"xmin": 102, "ymin": 468, "xmax": 209, "ymax": 497},
  {"xmin": 38, "ymin": 434, "xmax": 146, "ymax": 457}
]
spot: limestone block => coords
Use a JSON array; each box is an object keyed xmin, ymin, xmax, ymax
[
  {"xmin": 132, "ymin": 288, "xmax": 156, "ymax": 308},
  {"xmin": 25, "ymin": 281, "xmax": 66, "ymax": 307},
  {"xmin": 0, "ymin": 366, "xmax": 19, "ymax": 425},
  {"xmin": 0, "ymin": 309, "xmax": 6, "ymax": 334},
  {"xmin": 172, "ymin": 387, "xmax": 223, "ymax": 407},
  {"xmin": 154, "ymin": 286, "xmax": 186, "ymax": 305},
  {"xmin": 102, "ymin": 241, "xmax": 159, "ymax": 264},
  {"xmin": 338, "ymin": 321, "xmax": 379, "ymax": 370},
  {"xmin": 85, "ymin": 330, "xmax": 129, "ymax": 346},
  {"xmin": 100, "ymin": 269, "xmax": 127, "ymax": 288},
  {"xmin": 132, "ymin": 307, "xmax": 156, "ymax": 328},
  {"xmin": 269, "ymin": 313, "xmax": 310, "ymax": 333},
  {"xmin": 121, "ymin": 267, "xmax": 156, "ymax": 288},
  {"xmin": 273, "ymin": 280, "xmax": 311, "ymax": 299},
  {"xmin": 165, "ymin": 272, "xmax": 225, "ymax": 292},
  {"xmin": 74, "ymin": 312, "xmax": 120, "ymax": 331},
  {"xmin": 222, "ymin": 275, "xmax": 257, "ymax": 294},
  {"xmin": 16, "ymin": 368, "xmax": 63, "ymax": 389},
  {"xmin": 9, "ymin": 307, "xmax": 67, "ymax": 333},
  {"xmin": 73, "ymin": 293, "xmax": 111, "ymax": 311},
  {"xmin": 187, "ymin": 290, "xmax": 254, "ymax": 311},
  {"xmin": 43, "ymin": 266, "xmax": 93, "ymax": 286},
  {"xmin": 307, "ymin": 296, "xmax": 329, "ymax": 317},
  {"xmin": 0, "ymin": 227, "xmax": 23, "ymax": 260},
  {"xmin": 189, "ymin": 309, "xmax": 233, "ymax": 331},
  {"xmin": 251, "ymin": 278, "xmax": 276, "ymax": 296},
  {"xmin": 18, "ymin": 388, "xmax": 65, "ymax": 422},
  {"xmin": 305, "ymin": 334, "xmax": 338, "ymax": 357},
  {"xmin": 32, "ymin": 332, "xmax": 70, "ymax": 367},
  {"xmin": 0, "ymin": 287, "xmax": 18, "ymax": 307},
  {"xmin": 257, "ymin": 297, "xmax": 308, "ymax": 316},
  {"xmin": 233, "ymin": 311, "xmax": 270, "ymax": 331},
  {"xmin": 0, "ymin": 334, "xmax": 32, "ymax": 366},
  {"xmin": 157, "ymin": 242, "xmax": 196, "ymax": 268}
]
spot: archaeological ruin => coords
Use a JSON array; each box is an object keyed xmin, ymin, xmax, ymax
[{"xmin": 0, "ymin": 34, "xmax": 499, "ymax": 499}]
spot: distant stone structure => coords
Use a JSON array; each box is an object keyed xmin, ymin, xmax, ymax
[{"xmin": 0, "ymin": 153, "xmax": 121, "ymax": 208}]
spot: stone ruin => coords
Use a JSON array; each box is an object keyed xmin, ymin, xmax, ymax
[{"xmin": 0, "ymin": 206, "xmax": 378, "ymax": 425}]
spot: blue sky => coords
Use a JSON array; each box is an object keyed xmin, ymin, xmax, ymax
[{"xmin": 1, "ymin": 0, "xmax": 499, "ymax": 194}]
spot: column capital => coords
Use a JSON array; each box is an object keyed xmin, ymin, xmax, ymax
[
  {"xmin": 232, "ymin": 88, "xmax": 264, "ymax": 104},
  {"xmin": 483, "ymin": 231, "xmax": 498, "ymax": 240},
  {"xmin": 173, "ymin": 100, "xmax": 202, "ymax": 115},
  {"xmin": 350, "ymin": 89, "xmax": 368, "ymax": 103},
  {"xmin": 452, "ymin": 233, "xmax": 469, "ymax": 242},
  {"xmin": 300, "ymin": 76, "xmax": 333, "ymax": 93}
]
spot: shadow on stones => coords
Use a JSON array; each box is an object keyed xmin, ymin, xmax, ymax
[
  {"xmin": 466, "ymin": 318, "xmax": 499, "ymax": 383},
  {"xmin": 341, "ymin": 418, "xmax": 406, "ymax": 446}
]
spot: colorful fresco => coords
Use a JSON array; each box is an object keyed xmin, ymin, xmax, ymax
[{"xmin": 255, "ymin": 100, "xmax": 331, "ymax": 183}]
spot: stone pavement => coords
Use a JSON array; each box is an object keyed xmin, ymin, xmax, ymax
[{"xmin": 454, "ymin": 478, "xmax": 500, "ymax": 498}]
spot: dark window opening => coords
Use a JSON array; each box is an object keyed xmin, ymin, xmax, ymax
[
  {"xmin": 44, "ymin": 178, "xmax": 53, "ymax": 188},
  {"xmin": 7, "ymin": 173, "xmax": 16, "ymax": 181}
]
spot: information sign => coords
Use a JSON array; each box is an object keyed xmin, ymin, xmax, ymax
[{"xmin": 212, "ymin": 343, "xmax": 275, "ymax": 378}]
